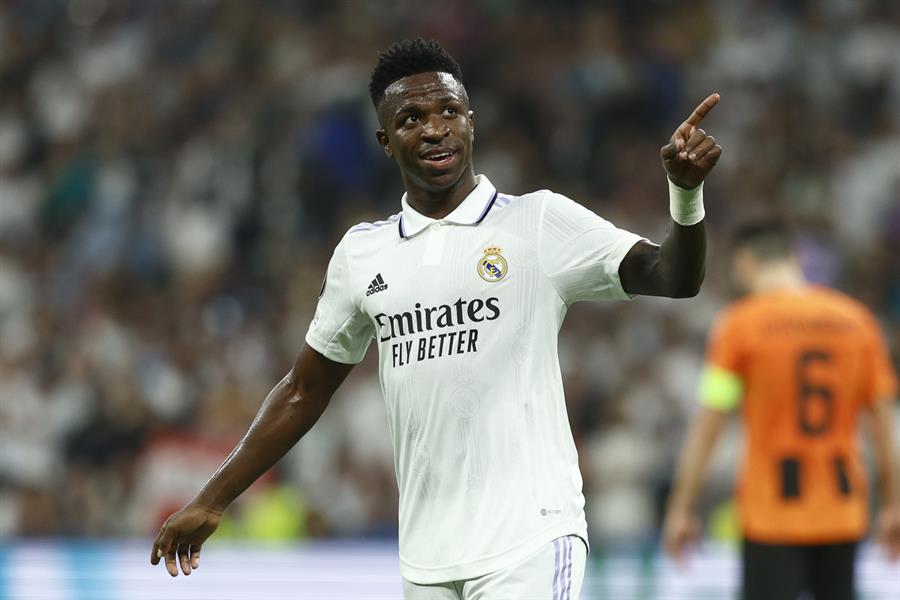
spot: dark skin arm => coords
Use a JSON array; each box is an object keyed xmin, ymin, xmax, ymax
[
  {"xmin": 619, "ymin": 94, "xmax": 722, "ymax": 298},
  {"xmin": 150, "ymin": 345, "xmax": 354, "ymax": 576}
]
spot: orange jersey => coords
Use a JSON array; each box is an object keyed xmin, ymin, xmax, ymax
[{"xmin": 705, "ymin": 286, "xmax": 897, "ymax": 544}]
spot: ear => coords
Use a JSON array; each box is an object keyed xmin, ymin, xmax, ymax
[
  {"xmin": 376, "ymin": 129, "xmax": 393, "ymax": 158},
  {"xmin": 468, "ymin": 110, "xmax": 475, "ymax": 142}
]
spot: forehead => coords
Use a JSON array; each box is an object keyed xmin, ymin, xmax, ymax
[{"xmin": 382, "ymin": 72, "xmax": 467, "ymax": 111}]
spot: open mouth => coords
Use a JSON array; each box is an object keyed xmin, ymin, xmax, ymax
[{"xmin": 421, "ymin": 150, "xmax": 457, "ymax": 166}]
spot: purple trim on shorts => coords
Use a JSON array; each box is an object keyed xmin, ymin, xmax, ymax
[
  {"xmin": 552, "ymin": 538, "xmax": 561, "ymax": 600},
  {"xmin": 563, "ymin": 536, "xmax": 573, "ymax": 600},
  {"xmin": 560, "ymin": 537, "xmax": 567, "ymax": 600}
]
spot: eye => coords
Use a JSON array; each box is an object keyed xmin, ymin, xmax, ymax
[
  {"xmin": 403, "ymin": 114, "xmax": 419, "ymax": 126},
  {"xmin": 443, "ymin": 107, "xmax": 457, "ymax": 117}
]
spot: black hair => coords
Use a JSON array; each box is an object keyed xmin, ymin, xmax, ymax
[
  {"xmin": 369, "ymin": 38, "xmax": 464, "ymax": 107},
  {"xmin": 732, "ymin": 219, "xmax": 795, "ymax": 261}
]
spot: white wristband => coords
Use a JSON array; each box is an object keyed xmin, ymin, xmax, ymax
[{"xmin": 668, "ymin": 177, "xmax": 705, "ymax": 226}]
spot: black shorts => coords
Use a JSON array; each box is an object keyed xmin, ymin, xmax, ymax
[{"xmin": 742, "ymin": 538, "xmax": 858, "ymax": 600}]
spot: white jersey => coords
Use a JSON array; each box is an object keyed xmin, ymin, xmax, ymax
[{"xmin": 306, "ymin": 175, "xmax": 643, "ymax": 584}]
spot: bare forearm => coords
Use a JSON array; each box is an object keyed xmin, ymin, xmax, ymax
[
  {"xmin": 620, "ymin": 222, "xmax": 706, "ymax": 298},
  {"xmin": 871, "ymin": 399, "xmax": 900, "ymax": 507},
  {"xmin": 190, "ymin": 345, "xmax": 353, "ymax": 513},
  {"xmin": 658, "ymin": 220, "xmax": 706, "ymax": 297},
  {"xmin": 192, "ymin": 374, "xmax": 324, "ymax": 512},
  {"xmin": 668, "ymin": 409, "xmax": 725, "ymax": 513}
]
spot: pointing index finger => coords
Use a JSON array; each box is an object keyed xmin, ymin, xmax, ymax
[{"xmin": 684, "ymin": 93, "xmax": 720, "ymax": 127}]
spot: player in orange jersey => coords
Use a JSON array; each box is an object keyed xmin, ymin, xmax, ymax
[{"xmin": 663, "ymin": 220, "xmax": 900, "ymax": 600}]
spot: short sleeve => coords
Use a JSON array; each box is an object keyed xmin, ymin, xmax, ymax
[
  {"xmin": 862, "ymin": 314, "xmax": 898, "ymax": 405},
  {"xmin": 699, "ymin": 309, "xmax": 746, "ymax": 410},
  {"xmin": 305, "ymin": 237, "xmax": 374, "ymax": 364},
  {"xmin": 538, "ymin": 193, "xmax": 644, "ymax": 304}
]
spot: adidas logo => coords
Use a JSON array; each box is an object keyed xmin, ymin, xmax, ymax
[{"xmin": 366, "ymin": 273, "xmax": 388, "ymax": 296}]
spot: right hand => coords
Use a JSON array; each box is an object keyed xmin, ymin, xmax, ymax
[
  {"xmin": 660, "ymin": 93, "xmax": 722, "ymax": 190},
  {"xmin": 663, "ymin": 508, "xmax": 700, "ymax": 564},
  {"xmin": 150, "ymin": 503, "xmax": 223, "ymax": 576}
]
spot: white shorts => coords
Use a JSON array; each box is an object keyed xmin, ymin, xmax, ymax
[{"xmin": 403, "ymin": 535, "xmax": 587, "ymax": 600}]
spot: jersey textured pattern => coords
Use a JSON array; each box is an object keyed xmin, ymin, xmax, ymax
[
  {"xmin": 306, "ymin": 175, "xmax": 643, "ymax": 583},
  {"xmin": 704, "ymin": 287, "xmax": 898, "ymax": 544}
]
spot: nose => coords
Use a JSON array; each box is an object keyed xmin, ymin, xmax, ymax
[{"xmin": 421, "ymin": 114, "xmax": 450, "ymax": 141}]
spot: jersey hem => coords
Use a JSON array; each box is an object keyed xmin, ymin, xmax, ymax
[
  {"xmin": 741, "ymin": 529, "xmax": 865, "ymax": 546},
  {"xmin": 399, "ymin": 519, "xmax": 587, "ymax": 585}
]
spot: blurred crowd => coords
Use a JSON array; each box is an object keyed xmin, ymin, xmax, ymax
[{"xmin": 0, "ymin": 0, "xmax": 898, "ymax": 548}]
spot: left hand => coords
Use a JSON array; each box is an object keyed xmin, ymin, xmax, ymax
[
  {"xmin": 663, "ymin": 507, "xmax": 701, "ymax": 565},
  {"xmin": 876, "ymin": 504, "xmax": 900, "ymax": 561},
  {"xmin": 661, "ymin": 93, "xmax": 722, "ymax": 189}
]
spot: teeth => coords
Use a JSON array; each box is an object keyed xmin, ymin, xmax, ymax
[{"xmin": 426, "ymin": 152, "xmax": 452, "ymax": 160}]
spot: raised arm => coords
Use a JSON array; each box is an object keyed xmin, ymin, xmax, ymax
[
  {"xmin": 619, "ymin": 94, "xmax": 722, "ymax": 298},
  {"xmin": 150, "ymin": 345, "xmax": 355, "ymax": 576}
]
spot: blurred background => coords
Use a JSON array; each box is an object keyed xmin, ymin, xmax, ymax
[{"xmin": 0, "ymin": 0, "xmax": 898, "ymax": 597}]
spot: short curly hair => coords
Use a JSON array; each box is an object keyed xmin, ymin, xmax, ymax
[{"xmin": 369, "ymin": 38, "xmax": 464, "ymax": 107}]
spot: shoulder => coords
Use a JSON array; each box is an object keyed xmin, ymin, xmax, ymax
[
  {"xmin": 339, "ymin": 213, "xmax": 402, "ymax": 257},
  {"xmin": 711, "ymin": 299, "xmax": 757, "ymax": 337},
  {"xmin": 514, "ymin": 188, "xmax": 574, "ymax": 209},
  {"xmin": 815, "ymin": 287, "xmax": 884, "ymax": 333},
  {"xmin": 816, "ymin": 286, "xmax": 869, "ymax": 313},
  {"xmin": 498, "ymin": 188, "xmax": 595, "ymax": 224},
  {"xmin": 478, "ymin": 189, "xmax": 549, "ymax": 233},
  {"xmin": 489, "ymin": 189, "xmax": 548, "ymax": 214}
]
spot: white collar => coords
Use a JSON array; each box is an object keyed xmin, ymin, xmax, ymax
[{"xmin": 399, "ymin": 175, "xmax": 498, "ymax": 239}]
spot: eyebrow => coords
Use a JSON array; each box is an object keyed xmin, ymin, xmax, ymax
[{"xmin": 393, "ymin": 95, "xmax": 462, "ymax": 116}]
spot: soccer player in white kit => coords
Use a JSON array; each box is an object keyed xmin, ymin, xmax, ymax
[{"xmin": 151, "ymin": 39, "xmax": 723, "ymax": 599}]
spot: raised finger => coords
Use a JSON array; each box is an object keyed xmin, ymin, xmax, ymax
[
  {"xmin": 684, "ymin": 93, "xmax": 720, "ymax": 127},
  {"xmin": 688, "ymin": 136, "xmax": 717, "ymax": 161},
  {"xmin": 178, "ymin": 543, "xmax": 192, "ymax": 576},
  {"xmin": 164, "ymin": 548, "xmax": 179, "ymax": 577}
]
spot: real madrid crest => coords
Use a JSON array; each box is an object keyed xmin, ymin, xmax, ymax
[{"xmin": 477, "ymin": 246, "xmax": 508, "ymax": 282}]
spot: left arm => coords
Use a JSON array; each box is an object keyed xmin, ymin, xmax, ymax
[
  {"xmin": 663, "ymin": 406, "xmax": 729, "ymax": 561},
  {"xmin": 869, "ymin": 396, "xmax": 900, "ymax": 561},
  {"xmin": 619, "ymin": 94, "xmax": 722, "ymax": 298}
]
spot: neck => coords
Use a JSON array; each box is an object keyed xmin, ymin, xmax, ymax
[
  {"xmin": 752, "ymin": 262, "xmax": 807, "ymax": 294},
  {"xmin": 404, "ymin": 167, "xmax": 478, "ymax": 220}
]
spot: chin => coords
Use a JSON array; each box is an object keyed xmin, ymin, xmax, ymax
[{"xmin": 417, "ymin": 169, "xmax": 465, "ymax": 191}]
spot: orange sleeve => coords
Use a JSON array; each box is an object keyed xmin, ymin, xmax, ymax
[
  {"xmin": 863, "ymin": 314, "xmax": 898, "ymax": 405},
  {"xmin": 706, "ymin": 307, "xmax": 747, "ymax": 376}
]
